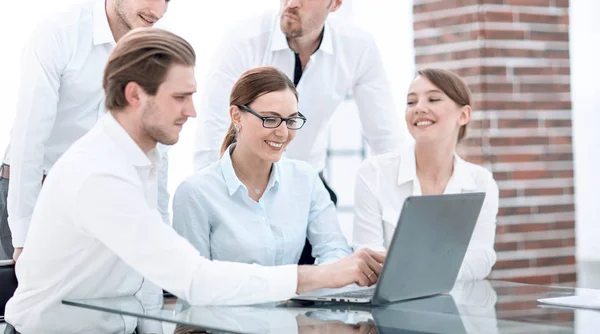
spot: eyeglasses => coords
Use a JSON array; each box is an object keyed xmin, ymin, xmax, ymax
[{"xmin": 239, "ymin": 105, "xmax": 307, "ymax": 130}]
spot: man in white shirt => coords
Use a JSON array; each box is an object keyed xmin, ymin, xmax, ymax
[
  {"xmin": 4, "ymin": 27, "xmax": 386, "ymax": 334},
  {"xmin": 0, "ymin": 0, "xmax": 171, "ymax": 262},
  {"xmin": 194, "ymin": 0, "xmax": 404, "ymax": 264}
]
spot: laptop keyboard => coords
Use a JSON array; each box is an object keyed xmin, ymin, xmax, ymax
[{"xmin": 328, "ymin": 288, "xmax": 375, "ymax": 299}]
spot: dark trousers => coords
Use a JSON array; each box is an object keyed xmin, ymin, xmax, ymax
[
  {"xmin": 297, "ymin": 173, "xmax": 338, "ymax": 265},
  {"xmin": 3, "ymin": 323, "xmax": 138, "ymax": 334},
  {"xmin": 0, "ymin": 165, "xmax": 12, "ymax": 260},
  {"xmin": 4, "ymin": 324, "xmax": 19, "ymax": 334},
  {"xmin": 4, "ymin": 324, "xmax": 138, "ymax": 334}
]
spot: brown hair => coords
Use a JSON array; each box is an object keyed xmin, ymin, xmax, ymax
[
  {"xmin": 416, "ymin": 68, "xmax": 472, "ymax": 142},
  {"xmin": 103, "ymin": 28, "xmax": 196, "ymax": 111},
  {"xmin": 220, "ymin": 66, "xmax": 298, "ymax": 155}
]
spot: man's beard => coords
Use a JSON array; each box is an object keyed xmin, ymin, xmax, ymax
[
  {"xmin": 281, "ymin": 22, "xmax": 303, "ymax": 38},
  {"xmin": 115, "ymin": 0, "xmax": 134, "ymax": 31},
  {"xmin": 145, "ymin": 123, "xmax": 177, "ymax": 146},
  {"xmin": 281, "ymin": 9, "xmax": 303, "ymax": 38},
  {"xmin": 141, "ymin": 103, "xmax": 178, "ymax": 146}
]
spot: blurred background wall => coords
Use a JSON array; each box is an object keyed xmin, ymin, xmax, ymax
[
  {"xmin": 413, "ymin": 0, "xmax": 575, "ymax": 285},
  {"xmin": 0, "ymin": 0, "xmax": 599, "ymax": 285}
]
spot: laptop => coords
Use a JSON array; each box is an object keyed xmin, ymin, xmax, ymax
[{"xmin": 292, "ymin": 192, "xmax": 486, "ymax": 305}]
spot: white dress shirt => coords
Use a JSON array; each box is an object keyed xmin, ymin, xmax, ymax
[
  {"xmin": 6, "ymin": 0, "xmax": 170, "ymax": 248},
  {"xmin": 5, "ymin": 114, "xmax": 299, "ymax": 333},
  {"xmin": 173, "ymin": 145, "xmax": 351, "ymax": 266},
  {"xmin": 352, "ymin": 143, "xmax": 499, "ymax": 280},
  {"xmin": 194, "ymin": 11, "xmax": 403, "ymax": 171}
]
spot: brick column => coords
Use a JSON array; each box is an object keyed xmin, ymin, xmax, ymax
[{"xmin": 413, "ymin": 0, "xmax": 574, "ymax": 285}]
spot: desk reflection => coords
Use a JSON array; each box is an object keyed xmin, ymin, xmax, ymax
[
  {"xmin": 66, "ymin": 279, "xmax": 588, "ymax": 333},
  {"xmin": 168, "ymin": 286, "xmax": 483, "ymax": 334},
  {"xmin": 451, "ymin": 280, "xmax": 499, "ymax": 334}
]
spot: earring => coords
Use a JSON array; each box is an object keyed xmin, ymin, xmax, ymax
[{"xmin": 234, "ymin": 124, "xmax": 240, "ymax": 132}]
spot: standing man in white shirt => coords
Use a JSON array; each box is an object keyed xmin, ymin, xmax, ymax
[
  {"xmin": 4, "ymin": 27, "xmax": 386, "ymax": 333},
  {"xmin": 194, "ymin": 0, "xmax": 404, "ymax": 264},
  {"xmin": 0, "ymin": 0, "xmax": 171, "ymax": 262}
]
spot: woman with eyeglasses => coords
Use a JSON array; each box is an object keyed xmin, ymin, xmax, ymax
[{"xmin": 172, "ymin": 66, "xmax": 352, "ymax": 267}]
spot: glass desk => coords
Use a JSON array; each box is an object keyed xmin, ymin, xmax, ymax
[{"xmin": 62, "ymin": 280, "xmax": 600, "ymax": 333}]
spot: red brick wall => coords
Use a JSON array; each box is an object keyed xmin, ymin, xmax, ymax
[{"xmin": 413, "ymin": 0, "xmax": 574, "ymax": 284}]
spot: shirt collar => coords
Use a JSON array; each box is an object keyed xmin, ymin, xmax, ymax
[
  {"xmin": 450, "ymin": 155, "xmax": 478, "ymax": 192},
  {"xmin": 101, "ymin": 113, "xmax": 161, "ymax": 168},
  {"xmin": 396, "ymin": 142, "xmax": 478, "ymax": 192},
  {"xmin": 270, "ymin": 17, "xmax": 334, "ymax": 56},
  {"xmin": 93, "ymin": 0, "xmax": 116, "ymax": 46},
  {"xmin": 219, "ymin": 145, "xmax": 281, "ymax": 196},
  {"xmin": 319, "ymin": 23, "xmax": 334, "ymax": 55},
  {"xmin": 220, "ymin": 146, "xmax": 244, "ymax": 196}
]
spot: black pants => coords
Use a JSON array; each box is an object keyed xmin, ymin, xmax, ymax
[
  {"xmin": 2, "ymin": 323, "xmax": 138, "ymax": 334},
  {"xmin": 0, "ymin": 165, "xmax": 12, "ymax": 260},
  {"xmin": 4, "ymin": 324, "xmax": 19, "ymax": 334},
  {"xmin": 297, "ymin": 173, "xmax": 337, "ymax": 265}
]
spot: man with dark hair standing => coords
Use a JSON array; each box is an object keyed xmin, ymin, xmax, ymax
[
  {"xmin": 4, "ymin": 28, "xmax": 385, "ymax": 333},
  {"xmin": 0, "ymin": 0, "xmax": 171, "ymax": 263},
  {"xmin": 194, "ymin": 0, "xmax": 404, "ymax": 264}
]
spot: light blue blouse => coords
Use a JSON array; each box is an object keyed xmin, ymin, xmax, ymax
[{"xmin": 172, "ymin": 147, "xmax": 351, "ymax": 266}]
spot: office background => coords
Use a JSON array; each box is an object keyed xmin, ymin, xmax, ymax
[{"xmin": 0, "ymin": 0, "xmax": 598, "ymax": 290}]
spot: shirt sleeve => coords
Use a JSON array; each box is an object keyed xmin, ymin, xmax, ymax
[
  {"xmin": 75, "ymin": 174, "xmax": 298, "ymax": 306},
  {"xmin": 307, "ymin": 172, "xmax": 352, "ymax": 265},
  {"xmin": 172, "ymin": 179, "xmax": 212, "ymax": 258},
  {"xmin": 456, "ymin": 172, "xmax": 499, "ymax": 280},
  {"xmin": 352, "ymin": 160, "xmax": 386, "ymax": 252},
  {"xmin": 7, "ymin": 22, "xmax": 65, "ymax": 248},
  {"xmin": 352, "ymin": 37, "xmax": 404, "ymax": 156},
  {"xmin": 193, "ymin": 40, "xmax": 250, "ymax": 171}
]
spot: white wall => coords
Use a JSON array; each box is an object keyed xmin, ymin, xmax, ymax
[
  {"xmin": 0, "ymin": 1, "xmax": 414, "ymax": 234},
  {"xmin": 325, "ymin": 0, "xmax": 414, "ymax": 242},
  {"xmin": 570, "ymin": 0, "xmax": 600, "ymax": 262}
]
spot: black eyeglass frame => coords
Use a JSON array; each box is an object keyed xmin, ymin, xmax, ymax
[{"xmin": 239, "ymin": 104, "xmax": 307, "ymax": 130}]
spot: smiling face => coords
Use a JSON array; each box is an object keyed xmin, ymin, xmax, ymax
[
  {"xmin": 232, "ymin": 88, "xmax": 299, "ymax": 164},
  {"xmin": 406, "ymin": 75, "xmax": 471, "ymax": 145},
  {"xmin": 115, "ymin": 0, "xmax": 169, "ymax": 29}
]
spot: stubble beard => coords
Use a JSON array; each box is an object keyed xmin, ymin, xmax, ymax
[{"xmin": 141, "ymin": 103, "xmax": 178, "ymax": 146}]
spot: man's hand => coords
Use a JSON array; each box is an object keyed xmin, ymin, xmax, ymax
[
  {"xmin": 13, "ymin": 247, "xmax": 23, "ymax": 262},
  {"xmin": 297, "ymin": 249, "xmax": 386, "ymax": 294}
]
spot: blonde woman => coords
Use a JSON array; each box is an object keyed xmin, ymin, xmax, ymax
[{"xmin": 352, "ymin": 68, "xmax": 499, "ymax": 280}]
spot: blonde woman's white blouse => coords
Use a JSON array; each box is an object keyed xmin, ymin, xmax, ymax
[{"xmin": 352, "ymin": 143, "xmax": 499, "ymax": 280}]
